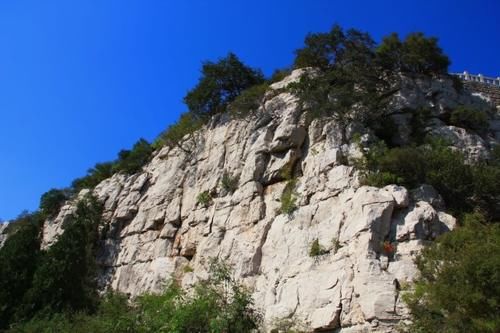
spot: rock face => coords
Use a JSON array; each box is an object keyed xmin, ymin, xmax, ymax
[
  {"xmin": 0, "ymin": 222, "xmax": 9, "ymax": 248},
  {"xmin": 40, "ymin": 71, "xmax": 498, "ymax": 332}
]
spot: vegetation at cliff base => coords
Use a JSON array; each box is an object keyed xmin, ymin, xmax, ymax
[
  {"xmin": 1, "ymin": 22, "xmax": 499, "ymax": 333},
  {"xmin": 403, "ymin": 213, "xmax": 500, "ymax": 333},
  {"xmin": 4, "ymin": 260, "xmax": 261, "ymax": 333}
]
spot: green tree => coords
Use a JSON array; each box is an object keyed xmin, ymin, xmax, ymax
[
  {"xmin": 39, "ymin": 189, "xmax": 70, "ymax": 218},
  {"xmin": 72, "ymin": 162, "xmax": 114, "ymax": 192},
  {"xmin": 404, "ymin": 213, "xmax": 500, "ymax": 333},
  {"xmin": 184, "ymin": 53, "xmax": 265, "ymax": 118},
  {"xmin": 0, "ymin": 213, "xmax": 42, "ymax": 329},
  {"xmin": 19, "ymin": 195, "xmax": 103, "ymax": 319},
  {"xmin": 449, "ymin": 106, "xmax": 489, "ymax": 133},
  {"xmin": 291, "ymin": 25, "xmax": 396, "ymax": 133},
  {"xmin": 113, "ymin": 138, "xmax": 153, "ymax": 175},
  {"xmin": 155, "ymin": 111, "xmax": 203, "ymax": 151},
  {"xmin": 376, "ymin": 32, "xmax": 450, "ymax": 75}
]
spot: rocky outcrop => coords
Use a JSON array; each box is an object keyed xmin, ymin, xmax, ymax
[
  {"xmin": 0, "ymin": 222, "xmax": 9, "ymax": 248},
  {"xmin": 40, "ymin": 70, "xmax": 497, "ymax": 332}
]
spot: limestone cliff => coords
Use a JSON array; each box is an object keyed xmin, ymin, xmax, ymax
[{"xmin": 41, "ymin": 70, "xmax": 500, "ymax": 332}]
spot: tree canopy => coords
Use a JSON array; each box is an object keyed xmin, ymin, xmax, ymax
[{"xmin": 184, "ymin": 52, "xmax": 265, "ymax": 118}]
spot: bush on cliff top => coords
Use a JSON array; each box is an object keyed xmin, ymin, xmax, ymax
[{"xmin": 184, "ymin": 52, "xmax": 265, "ymax": 119}]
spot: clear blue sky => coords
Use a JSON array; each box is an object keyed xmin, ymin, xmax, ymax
[{"xmin": 0, "ymin": 0, "xmax": 499, "ymax": 220}]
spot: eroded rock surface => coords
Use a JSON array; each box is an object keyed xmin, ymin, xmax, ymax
[{"xmin": 40, "ymin": 70, "xmax": 498, "ymax": 332}]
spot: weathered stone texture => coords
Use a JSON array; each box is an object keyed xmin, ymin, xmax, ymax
[{"xmin": 39, "ymin": 70, "xmax": 498, "ymax": 332}]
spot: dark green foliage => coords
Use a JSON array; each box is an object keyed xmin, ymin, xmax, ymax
[
  {"xmin": 8, "ymin": 293, "xmax": 137, "ymax": 333},
  {"xmin": 269, "ymin": 68, "xmax": 292, "ymax": 83},
  {"xmin": 72, "ymin": 162, "xmax": 114, "ymax": 193},
  {"xmin": 376, "ymin": 32, "xmax": 450, "ymax": 75},
  {"xmin": 292, "ymin": 26, "xmax": 450, "ymax": 136},
  {"xmin": 0, "ymin": 213, "xmax": 42, "ymax": 330},
  {"xmin": 361, "ymin": 140, "xmax": 500, "ymax": 218},
  {"xmin": 155, "ymin": 111, "xmax": 203, "ymax": 149},
  {"xmin": 403, "ymin": 213, "xmax": 500, "ymax": 333},
  {"xmin": 229, "ymin": 83, "xmax": 269, "ymax": 118},
  {"xmin": 72, "ymin": 139, "xmax": 152, "ymax": 192},
  {"xmin": 112, "ymin": 138, "xmax": 153, "ymax": 175},
  {"xmin": 136, "ymin": 260, "xmax": 261, "ymax": 333},
  {"xmin": 9, "ymin": 260, "xmax": 261, "ymax": 333},
  {"xmin": 449, "ymin": 106, "xmax": 489, "ymax": 133},
  {"xmin": 371, "ymin": 115, "xmax": 398, "ymax": 146},
  {"xmin": 184, "ymin": 53, "xmax": 265, "ymax": 118},
  {"xmin": 409, "ymin": 108, "xmax": 432, "ymax": 144},
  {"xmin": 220, "ymin": 171, "xmax": 239, "ymax": 193},
  {"xmin": 280, "ymin": 179, "xmax": 297, "ymax": 215},
  {"xmin": 39, "ymin": 189, "xmax": 70, "ymax": 218},
  {"xmin": 291, "ymin": 26, "xmax": 396, "ymax": 131},
  {"xmin": 471, "ymin": 163, "xmax": 500, "ymax": 218},
  {"xmin": 19, "ymin": 195, "xmax": 103, "ymax": 320},
  {"xmin": 309, "ymin": 239, "xmax": 327, "ymax": 257},
  {"xmin": 197, "ymin": 191, "xmax": 212, "ymax": 207},
  {"xmin": 294, "ymin": 25, "xmax": 375, "ymax": 70}
]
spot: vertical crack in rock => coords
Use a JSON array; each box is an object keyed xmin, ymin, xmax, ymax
[{"xmin": 249, "ymin": 217, "xmax": 273, "ymax": 276}]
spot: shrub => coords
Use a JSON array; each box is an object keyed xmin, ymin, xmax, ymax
[
  {"xmin": 19, "ymin": 195, "xmax": 103, "ymax": 320},
  {"xmin": 197, "ymin": 191, "xmax": 212, "ymax": 208},
  {"xmin": 72, "ymin": 162, "xmax": 114, "ymax": 192},
  {"xmin": 280, "ymin": 180, "xmax": 297, "ymax": 215},
  {"xmin": 309, "ymin": 239, "xmax": 327, "ymax": 257},
  {"xmin": 8, "ymin": 293, "xmax": 138, "ymax": 333},
  {"xmin": 403, "ymin": 213, "xmax": 500, "ymax": 333},
  {"xmin": 0, "ymin": 213, "xmax": 42, "ymax": 329},
  {"xmin": 220, "ymin": 171, "xmax": 239, "ymax": 193},
  {"xmin": 228, "ymin": 83, "xmax": 269, "ymax": 118},
  {"xmin": 449, "ymin": 106, "xmax": 489, "ymax": 133},
  {"xmin": 112, "ymin": 138, "xmax": 153, "ymax": 175},
  {"xmin": 136, "ymin": 259, "xmax": 261, "ymax": 333},
  {"xmin": 71, "ymin": 138, "xmax": 153, "ymax": 193},
  {"xmin": 331, "ymin": 238, "xmax": 342, "ymax": 253},
  {"xmin": 156, "ymin": 111, "xmax": 204, "ymax": 150},
  {"xmin": 269, "ymin": 68, "xmax": 292, "ymax": 83},
  {"xmin": 40, "ymin": 188, "xmax": 70, "ymax": 218},
  {"xmin": 359, "ymin": 141, "xmax": 500, "ymax": 216},
  {"xmin": 184, "ymin": 52, "xmax": 265, "ymax": 118},
  {"xmin": 362, "ymin": 171, "xmax": 403, "ymax": 188}
]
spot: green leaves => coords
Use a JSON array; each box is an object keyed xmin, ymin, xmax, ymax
[
  {"xmin": 184, "ymin": 52, "xmax": 265, "ymax": 118},
  {"xmin": 72, "ymin": 138, "xmax": 153, "ymax": 193},
  {"xmin": 360, "ymin": 140, "xmax": 500, "ymax": 219},
  {"xmin": 291, "ymin": 25, "xmax": 395, "ymax": 129},
  {"xmin": 19, "ymin": 195, "xmax": 103, "ymax": 321},
  {"xmin": 40, "ymin": 189, "xmax": 70, "ymax": 218},
  {"xmin": 449, "ymin": 106, "xmax": 489, "ymax": 133},
  {"xmin": 112, "ymin": 138, "xmax": 153, "ymax": 175},
  {"xmin": 155, "ymin": 112, "xmax": 203, "ymax": 149},
  {"xmin": 404, "ymin": 214, "xmax": 500, "ymax": 333},
  {"xmin": 0, "ymin": 213, "xmax": 42, "ymax": 329},
  {"xmin": 376, "ymin": 32, "xmax": 450, "ymax": 75}
]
